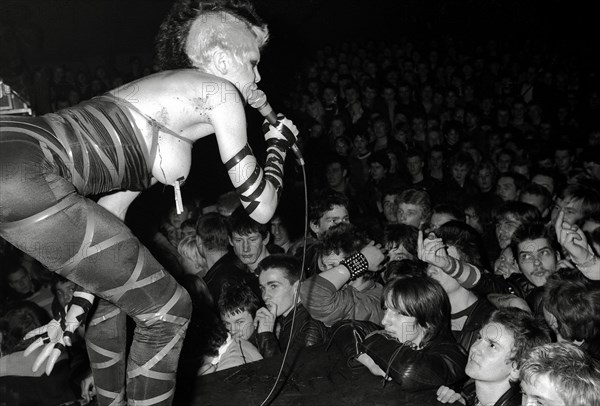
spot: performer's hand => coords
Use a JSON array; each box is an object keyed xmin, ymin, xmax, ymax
[
  {"xmin": 23, "ymin": 319, "xmax": 68, "ymax": 374},
  {"xmin": 24, "ymin": 290, "xmax": 93, "ymax": 374},
  {"xmin": 254, "ymin": 304, "xmax": 276, "ymax": 334},
  {"xmin": 555, "ymin": 210, "xmax": 595, "ymax": 265},
  {"xmin": 418, "ymin": 230, "xmax": 451, "ymax": 270},
  {"xmin": 264, "ymin": 114, "xmax": 299, "ymax": 151}
]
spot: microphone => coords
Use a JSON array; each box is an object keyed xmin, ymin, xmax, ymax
[{"xmin": 249, "ymin": 89, "xmax": 305, "ymax": 166}]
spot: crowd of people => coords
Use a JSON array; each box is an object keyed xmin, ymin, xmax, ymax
[{"xmin": 2, "ymin": 1, "xmax": 600, "ymax": 406}]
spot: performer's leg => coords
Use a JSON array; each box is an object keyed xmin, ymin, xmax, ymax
[
  {"xmin": 86, "ymin": 299, "xmax": 127, "ymax": 405},
  {"xmin": 0, "ymin": 130, "xmax": 191, "ymax": 406}
]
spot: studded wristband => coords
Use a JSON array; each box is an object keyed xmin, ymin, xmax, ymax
[{"xmin": 340, "ymin": 252, "xmax": 369, "ymax": 281}]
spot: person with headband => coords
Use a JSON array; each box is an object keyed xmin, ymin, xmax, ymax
[{"xmin": 0, "ymin": 1, "xmax": 298, "ymax": 405}]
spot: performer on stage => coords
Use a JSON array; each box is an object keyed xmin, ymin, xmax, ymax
[{"xmin": 0, "ymin": 1, "xmax": 297, "ymax": 405}]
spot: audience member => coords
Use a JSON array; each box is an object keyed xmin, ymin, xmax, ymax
[
  {"xmin": 300, "ymin": 223, "xmax": 385, "ymax": 326},
  {"xmin": 543, "ymin": 271, "xmax": 600, "ymax": 359},
  {"xmin": 197, "ymin": 212, "xmax": 261, "ymax": 303},
  {"xmin": 0, "ymin": 302, "xmax": 77, "ymax": 406},
  {"xmin": 228, "ymin": 207, "xmax": 273, "ymax": 273},
  {"xmin": 436, "ymin": 308, "xmax": 552, "ymax": 406},
  {"xmin": 334, "ymin": 275, "xmax": 467, "ymax": 391},
  {"xmin": 383, "ymin": 223, "xmax": 419, "ymax": 261},
  {"xmin": 495, "ymin": 172, "xmax": 527, "ymax": 203},
  {"xmin": 422, "ymin": 221, "xmax": 496, "ymax": 351},
  {"xmin": 396, "ymin": 188, "xmax": 432, "ymax": 229},
  {"xmin": 255, "ymin": 254, "xmax": 328, "ymax": 358},
  {"xmin": 520, "ymin": 342, "xmax": 600, "ymax": 406},
  {"xmin": 3, "ymin": 260, "xmax": 54, "ymax": 317}
]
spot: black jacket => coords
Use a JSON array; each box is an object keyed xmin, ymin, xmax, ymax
[
  {"xmin": 331, "ymin": 320, "xmax": 467, "ymax": 392},
  {"xmin": 462, "ymin": 379, "xmax": 521, "ymax": 406},
  {"xmin": 203, "ymin": 252, "xmax": 262, "ymax": 304},
  {"xmin": 453, "ymin": 298, "xmax": 496, "ymax": 352},
  {"xmin": 255, "ymin": 304, "xmax": 328, "ymax": 358}
]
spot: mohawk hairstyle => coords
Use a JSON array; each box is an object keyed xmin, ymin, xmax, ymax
[{"xmin": 155, "ymin": 0, "xmax": 267, "ymax": 71}]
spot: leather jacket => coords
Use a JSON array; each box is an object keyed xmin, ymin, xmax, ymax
[
  {"xmin": 330, "ymin": 320, "xmax": 467, "ymax": 392},
  {"xmin": 255, "ymin": 304, "xmax": 328, "ymax": 358},
  {"xmin": 462, "ymin": 379, "xmax": 521, "ymax": 406},
  {"xmin": 454, "ymin": 298, "xmax": 496, "ymax": 351}
]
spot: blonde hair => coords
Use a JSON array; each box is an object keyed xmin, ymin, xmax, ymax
[
  {"xmin": 520, "ymin": 342, "xmax": 600, "ymax": 406},
  {"xmin": 185, "ymin": 11, "xmax": 269, "ymax": 69},
  {"xmin": 177, "ymin": 235, "xmax": 203, "ymax": 265}
]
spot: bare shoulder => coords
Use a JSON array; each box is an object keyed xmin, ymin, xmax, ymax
[
  {"xmin": 107, "ymin": 70, "xmax": 244, "ymax": 133},
  {"xmin": 111, "ymin": 70, "xmax": 232, "ymax": 100}
]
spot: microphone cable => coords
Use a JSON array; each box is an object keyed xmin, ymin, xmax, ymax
[{"xmin": 258, "ymin": 146, "xmax": 309, "ymax": 406}]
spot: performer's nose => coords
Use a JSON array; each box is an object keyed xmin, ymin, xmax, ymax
[{"xmin": 254, "ymin": 67, "xmax": 261, "ymax": 83}]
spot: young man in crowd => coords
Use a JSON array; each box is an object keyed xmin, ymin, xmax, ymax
[
  {"xmin": 422, "ymin": 221, "xmax": 496, "ymax": 351},
  {"xmin": 550, "ymin": 183, "xmax": 600, "ymax": 227},
  {"xmin": 254, "ymin": 254, "xmax": 328, "ymax": 358},
  {"xmin": 298, "ymin": 191, "xmax": 352, "ymax": 277},
  {"xmin": 495, "ymin": 201, "xmax": 541, "ymax": 250},
  {"xmin": 429, "ymin": 203, "xmax": 465, "ymax": 232},
  {"xmin": 520, "ymin": 343, "xmax": 600, "ymax": 406},
  {"xmin": 4, "ymin": 261, "xmax": 54, "ymax": 317},
  {"xmin": 405, "ymin": 148, "xmax": 442, "ymax": 198},
  {"xmin": 199, "ymin": 212, "xmax": 262, "ymax": 303},
  {"xmin": 299, "ymin": 223, "xmax": 385, "ymax": 327},
  {"xmin": 396, "ymin": 188, "xmax": 432, "ymax": 229},
  {"xmin": 419, "ymin": 220, "xmax": 559, "ymax": 316},
  {"xmin": 496, "ymin": 172, "xmax": 528, "ymax": 203},
  {"xmin": 218, "ymin": 282, "xmax": 261, "ymax": 343},
  {"xmin": 228, "ymin": 207, "xmax": 273, "ymax": 274},
  {"xmin": 436, "ymin": 308, "xmax": 551, "ymax": 406},
  {"xmin": 519, "ymin": 182, "xmax": 553, "ymax": 221}
]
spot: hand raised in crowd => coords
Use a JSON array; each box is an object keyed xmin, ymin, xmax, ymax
[
  {"xmin": 360, "ymin": 240, "xmax": 387, "ymax": 271},
  {"xmin": 254, "ymin": 303, "xmax": 277, "ymax": 334},
  {"xmin": 494, "ymin": 255, "xmax": 520, "ymax": 279},
  {"xmin": 417, "ymin": 230, "xmax": 451, "ymax": 270},
  {"xmin": 555, "ymin": 210, "xmax": 595, "ymax": 265}
]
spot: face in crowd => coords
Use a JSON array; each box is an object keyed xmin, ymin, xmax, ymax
[
  {"xmin": 230, "ymin": 231, "xmax": 269, "ymax": 269},
  {"xmin": 310, "ymin": 205, "xmax": 350, "ymax": 238},
  {"xmin": 222, "ymin": 309, "xmax": 255, "ymax": 341},
  {"xmin": 515, "ymin": 237, "xmax": 558, "ymax": 287},
  {"xmin": 259, "ymin": 267, "xmax": 298, "ymax": 317}
]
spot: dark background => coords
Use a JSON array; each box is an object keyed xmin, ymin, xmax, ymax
[
  {"xmin": 1, "ymin": 0, "xmax": 598, "ymax": 97},
  {"xmin": 1, "ymin": 0, "xmax": 598, "ymax": 209}
]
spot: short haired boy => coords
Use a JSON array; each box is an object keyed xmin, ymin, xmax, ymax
[
  {"xmin": 228, "ymin": 207, "xmax": 271, "ymax": 272},
  {"xmin": 254, "ymin": 254, "xmax": 328, "ymax": 358},
  {"xmin": 436, "ymin": 308, "xmax": 551, "ymax": 406},
  {"xmin": 218, "ymin": 282, "xmax": 261, "ymax": 342},
  {"xmin": 299, "ymin": 223, "xmax": 385, "ymax": 327},
  {"xmin": 520, "ymin": 342, "xmax": 600, "ymax": 406}
]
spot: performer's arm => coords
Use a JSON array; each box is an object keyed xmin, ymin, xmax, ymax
[
  {"xmin": 97, "ymin": 191, "xmax": 141, "ymax": 221},
  {"xmin": 210, "ymin": 97, "xmax": 297, "ymax": 224}
]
